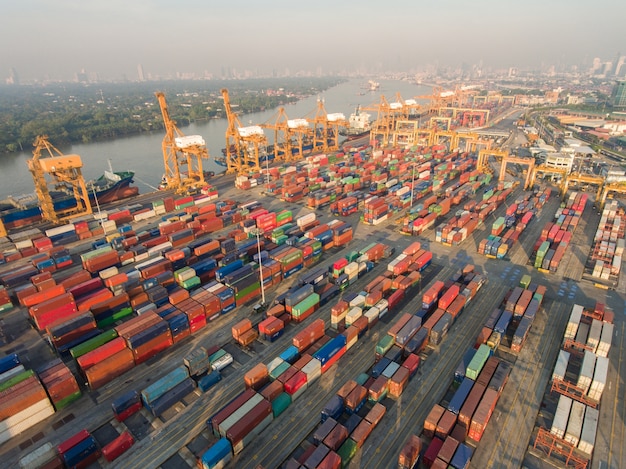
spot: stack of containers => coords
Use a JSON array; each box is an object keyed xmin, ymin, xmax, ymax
[
  {"xmin": 0, "ymin": 358, "xmax": 55, "ymax": 445},
  {"xmin": 587, "ymin": 200, "xmax": 625, "ymax": 283},
  {"xmin": 56, "ymin": 430, "xmax": 101, "ymax": 468},
  {"xmin": 258, "ymin": 316, "xmax": 285, "ymax": 342},
  {"xmin": 232, "ymin": 318, "xmax": 259, "ymax": 347},
  {"xmin": 141, "ymin": 366, "xmax": 195, "ymax": 417},
  {"xmin": 37, "ymin": 359, "xmax": 81, "ymax": 411},
  {"xmin": 116, "ymin": 310, "xmax": 173, "ymax": 365},
  {"xmin": 112, "ymin": 390, "xmax": 142, "ymax": 422},
  {"xmin": 77, "ymin": 334, "xmax": 134, "ymax": 390},
  {"xmin": 533, "ymin": 191, "xmax": 586, "ymax": 272}
]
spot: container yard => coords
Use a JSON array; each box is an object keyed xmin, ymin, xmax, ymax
[{"xmin": 0, "ymin": 102, "xmax": 625, "ymax": 469}]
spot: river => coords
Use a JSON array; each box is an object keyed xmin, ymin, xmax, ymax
[{"xmin": 0, "ymin": 79, "xmax": 431, "ymax": 199}]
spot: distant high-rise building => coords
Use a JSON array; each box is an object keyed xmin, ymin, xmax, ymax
[
  {"xmin": 612, "ymin": 80, "xmax": 626, "ymax": 109},
  {"xmin": 137, "ymin": 64, "xmax": 145, "ymax": 82},
  {"xmin": 615, "ymin": 55, "xmax": 626, "ymax": 77},
  {"xmin": 591, "ymin": 57, "xmax": 602, "ymax": 73},
  {"xmin": 75, "ymin": 68, "xmax": 88, "ymax": 83},
  {"xmin": 6, "ymin": 67, "xmax": 19, "ymax": 85}
]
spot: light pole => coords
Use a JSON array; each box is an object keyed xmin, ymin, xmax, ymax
[
  {"xmin": 253, "ymin": 229, "xmax": 266, "ymax": 306},
  {"xmin": 91, "ymin": 186, "xmax": 107, "ymax": 237},
  {"xmin": 410, "ymin": 162, "xmax": 417, "ymax": 209}
]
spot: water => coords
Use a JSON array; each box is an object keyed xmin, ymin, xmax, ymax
[{"xmin": 0, "ymin": 79, "xmax": 431, "ymax": 199}]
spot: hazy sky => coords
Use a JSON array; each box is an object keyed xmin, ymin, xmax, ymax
[{"xmin": 3, "ymin": 0, "xmax": 625, "ymax": 81}]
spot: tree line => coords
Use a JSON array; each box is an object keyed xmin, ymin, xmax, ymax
[{"xmin": 0, "ymin": 77, "xmax": 345, "ymax": 153}]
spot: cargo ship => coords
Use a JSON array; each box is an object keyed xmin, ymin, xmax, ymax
[
  {"xmin": 0, "ymin": 170, "xmax": 137, "ymax": 230},
  {"xmin": 339, "ymin": 105, "xmax": 372, "ymax": 141}
]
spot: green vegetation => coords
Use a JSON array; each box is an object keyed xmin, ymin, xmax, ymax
[{"xmin": 0, "ymin": 77, "xmax": 346, "ymax": 154}]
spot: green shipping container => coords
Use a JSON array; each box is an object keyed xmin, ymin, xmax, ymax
[
  {"xmin": 181, "ymin": 276, "xmax": 202, "ymax": 290},
  {"xmin": 235, "ymin": 283, "xmax": 261, "ymax": 302},
  {"xmin": 174, "ymin": 267, "xmax": 192, "ymax": 283},
  {"xmin": 345, "ymin": 251, "xmax": 359, "ymax": 262},
  {"xmin": 272, "ymin": 392, "xmax": 292, "ymax": 417},
  {"xmin": 466, "ymin": 344, "xmax": 491, "ymax": 380},
  {"xmin": 533, "ymin": 292, "xmax": 543, "ymax": 303},
  {"xmin": 277, "ymin": 211, "xmax": 292, "ymax": 222},
  {"xmin": 273, "ymin": 235, "xmax": 288, "ymax": 246},
  {"xmin": 337, "ymin": 438, "xmax": 358, "ymax": 468},
  {"xmin": 376, "ymin": 335, "xmax": 394, "ymax": 356},
  {"xmin": 53, "ymin": 390, "xmax": 82, "ymax": 411},
  {"xmin": 291, "ymin": 293, "xmax": 320, "ymax": 318},
  {"xmin": 520, "ymin": 274, "xmax": 532, "ymax": 289},
  {"xmin": 97, "ymin": 307, "xmax": 134, "ymax": 328},
  {"xmin": 0, "ymin": 369, "xmax": 35, "ymax": 392},
  {"xmin": 270, "ymin": 361, "xmax": 290, "ymax": 381},
  {"xmin": 70, "ymin": 329, "xmax": 118, "ymax": 360},
  {"xmin": 355, "ymin": 373, "xmax": 369, "ymax": 386},
  {"xmin": 209, "ymin": 349, "xmax": 226, "ymax": 364},
  {"xmin": 80, "ymin": 245, "xmax": 114, "ymax": 262}
]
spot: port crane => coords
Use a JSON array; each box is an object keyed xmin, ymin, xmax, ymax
[
  {"xmin": 27, "ymin": 135, "xmax": 92, "ymax": 224},
  {"xmin": 529, "ymin": 164, "xmax": 570, "ymax": 197},
  {"xmin": 306, "ymin": 99, "xmax": 347, "ymax": 153},
  {"xmin": 599, "ymin": 181, "xmax": 626, "ymax": 211},
  {"xmin": 477, "ymin": 149, "xmax": 535, "ymax": 189},
  {"xmin": 262, "ymin": 108, "xmax": 312, "ymax": 163},
  {"xmin": 364, "ymin": 95, "xmax": 403, "ymax": 147},
  {"xmin": 221, "ymin": 88, "xmax": 268, "ymax": 174},
  {"xmin": 155, "ymin": 92, "xmax": 209, "ymax": 194}
]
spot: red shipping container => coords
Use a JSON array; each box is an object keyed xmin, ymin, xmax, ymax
[
  {"xmin": 102, "ymin": 431, "xmax": 134, "ymax": 462},
  {"xmin": 77, "ymin": 337, "xmax": 128, "ymax": 371},
  {"xmin": 57, "ymin": 429, "xmax": 90, "ymax": 455},
  {"xmin": 284, "ymin": 370, "xmax": 307, "ymax": 395}
]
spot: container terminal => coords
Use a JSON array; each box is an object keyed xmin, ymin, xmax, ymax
[{"xmin": 0, "ymin": 85, "xmax": 624, "ymax": 469}]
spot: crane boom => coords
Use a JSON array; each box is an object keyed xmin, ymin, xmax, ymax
[{"xmin": 155, "ymin": 92, "xmax": 209, "ymax": 194}]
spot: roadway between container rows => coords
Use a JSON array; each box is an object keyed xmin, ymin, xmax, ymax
[
  {"xmin": 478, "ymin": 300, "xmax": 568, "ymax": 468},
  {"xmin": 364, "ymin": 283, "xmax": 508, "ymax": 468}
]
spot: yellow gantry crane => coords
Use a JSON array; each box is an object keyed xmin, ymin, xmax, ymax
[
  {"xmin": 307, "ymin": 99, "xmax": 347, "ymax": 153},
  {"xmin": 221, "ymin": 88, "xmax": 268, "ymax": 174},
  {"xmin": 262, "ymin": 108, "xmax": 312, "ymax": 163},
  {"xmin": 155, "ymin": 92, "xmax": 209, "ymax": 193},
  {"xmin": 27, "ymin": 135, "xmax": 92, "ymax": 224}
]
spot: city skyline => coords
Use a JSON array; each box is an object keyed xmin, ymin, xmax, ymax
[{"xmin": 2, "ymin": 0, "xmax": 626, "ymax": 83}]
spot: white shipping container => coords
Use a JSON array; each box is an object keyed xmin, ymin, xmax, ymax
[
  {"xmin": 0, "ymin": 404, "xmax": 55, "ymax": 446},
  {"xmin": 177, "ymin": 268, "xmax": 197, "ymax": 282},
  {"xmin": 0, "ymin": 398, "xmax": 53, "ymax": 434},
  {"xmin": 576, "ymin": 350, "xmax": 596, "ymax": 393},
  {"xmin": 147, "ymin": 242, "xmax": 173, "ymax": 255},
  {"xmin": 344, "ymin": 262, "xmax": 359, "ymax": 275},
  {"xmin": 564, "ymin": 400, "xmax": 585, "ymax": 446},
  {"xmin": 345, "ymin": 307, "xmax": 363, "ymax": 326},
  {"xmin": 365, "ymin": 307, "xmax": 379, "ymax": 324},
  {"xmin": 98, "ymin": 266, "xmax": 119, "ymax": 280},
  {"xmin": 586, "ymin": 319, "xmax": 602, "ymax": 353},
  {"xmin": 14, "ymin": 239, "xmax": 33, "ymax": 250},
  {"xmin": 45, "ymin": 223, "xmax": 76, "ymax": 237},
  {"xmin": 301, "ymin": 358, "xmax": 321, "ymax": 384},
  {"xmin": 19, "ymin": 442, "xmax": 55, "ymax": 469},
  {"xmin": 552, "ymin": 350, "xmax": 570, "ymax": 383},
  {"xmin": 596, "ymin": 322, "xmax": 613, "ymax": 358},
  {"xmin": 550, "ymin": 395, "xmax": 572, "ymax": 439},
  {"xmin": 577, "ymin": 406, "xmax": 599, "ymax": 455},
  {"xmin": 211, "ymin": 353, "xmax": 233, "ymax": 372},
  {"xmin": 296, "ymin": 213, "xmax": 316, "ymax": 227},
  {"xmin": 267, "ymin": 357, "xmax": 285, "ymax": 374},
  {"xmin": 175, "ymin": 135, "xmax": 205, "ymax": 148},
  {"xmin": 564, "ymin": 304, "xmax": 583, "ymax": 340},
  {"xmin": 134, "ymin": 255, "xmax": 165, "ymax": 271},
  {"xmin": 349, "ymin": 295, "xmax": 365, "ymax": 308},
  {"xmin": 206, "ymin": 282, "xmax": 226, "ymax": 293},
  {"xmin": 588, "ymin": 356, "xmax": 609, "ymax": 401},
  {"xmin": 375, "ymin": 299, "xmax": 389, "ymax": 318}
]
